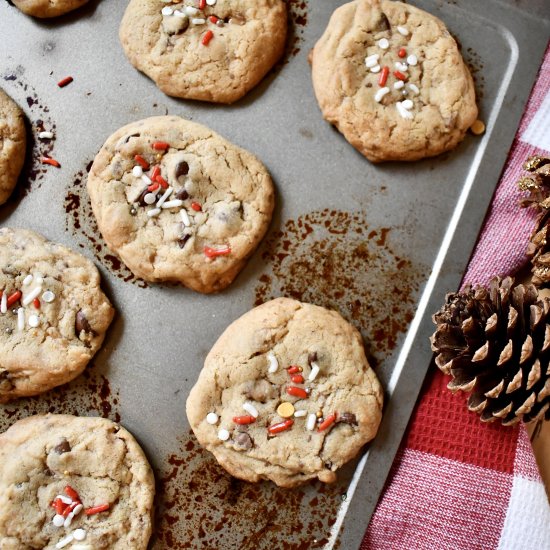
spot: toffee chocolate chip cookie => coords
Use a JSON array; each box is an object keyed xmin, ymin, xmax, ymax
[
  {"xmin": 186, "ymin": 297, "xmax": 383, "ymax": 487},
  {"xmin": 0, "ymin": 414, "xmax": 155, "ymax": 549},
  {"xmin": 0, "ymin": 89, "xmax": 26, "ymax": 205},
  {"xmin": 0, "ymin": 228, "xmax": 114, "ymax": 402},
  {"xmin": 87, "ymin": 116, "xmax": 275, "ymax": 293},
  {"xmin": 119, "ymin": 0, "xmax": 287, "ymax": 103},
  {"xmin": 311, "ymin": 0, "xmax": 478, "ymax": 162},
  {"xmin": 12, "ymin": 0, "xmax": 89, "ymax": 18}
]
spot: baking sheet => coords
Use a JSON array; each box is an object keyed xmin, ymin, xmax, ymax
[{"xmin": 0, "ymin": 0, "xmax": 549, "ymax": 548}]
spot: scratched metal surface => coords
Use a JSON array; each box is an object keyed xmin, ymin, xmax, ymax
[{"xmin": 0, "ymin": 0, "xmax": 548, "ymax": 548}]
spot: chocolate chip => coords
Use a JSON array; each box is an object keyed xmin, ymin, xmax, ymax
[
  {"xmin": 308, "ymin": 352, "xmax": 318, "ymax": 364},
  {"xmin": 337, "ymin": 412, "xmax": 358, "ymax": 426},
  {"xmin": 378, "ymin": 12, "xmax": 390, "ymax": 31},
  {"xmin": 4, "ymin": 328, "xmax": 12, "ymax": 335},
  {"xmin": 124, "ymin": 132, "xmax": 141, "ymax": 144},
  {"xmin": 175, "ymin": 187, "xmax": 189, "ymax": 201},
  {"xmin": 53, "ymin": 438, "xmax": 71, "ymax": 454},
  {"xmin": 178, "ymin": 234, "xmax": 191, "ymax": 249},
  {"xmin": 175, "ymin": 161, "xmax": 189, "ymax": 178},
  {"xmin": 75, "ymin": 310, "xmax": 92, "ymax": 334},
  {"xmin": 234, "ymin": 431, "xmax": 253, "ymax": 450}
]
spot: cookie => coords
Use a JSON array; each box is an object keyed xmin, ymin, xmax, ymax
[
  {"xmin": 87, "ymin": 116, "xmax": 275, "ymax": 293},
  {"xmin": 0, "ymin": 414, "xmax": 155, "ymax": 549},
  {"xmin": 186, "ymin": 297, "xmax": 383, "ymax": 487},
  {"xmin": 12, "ymin": 0, "xmax": 89, "ymax": 18},
  {"xmin": 0, "ymin": 228, "xmax": 114, "ymax": 402},
  {"xmin": 0, "ymin": 89, "xmax": 26, "ymax": 205},
  {"xmin": 311, "ymin": 0, "xmax": 478, "ymax": 162},
  {"xmin": 119, "ymin": 0, "xmax": 287, "ymax": 103}
]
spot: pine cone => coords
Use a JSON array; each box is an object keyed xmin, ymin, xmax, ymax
[
  {"xmin": 431, "ymin": 276, "xmax": 550, "ymax": 426},
  {"xmin": 517, "ymin": 155, "xmax": 550, "ymax": 286}
]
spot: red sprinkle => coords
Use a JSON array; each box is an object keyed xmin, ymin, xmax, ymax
[
  {"xmin": 33, "ymin": 298, "xmax": 40, "ymax": 309},
  {"xmin": 155, "ymin": 175, "xmax": 169, "ymax": 189},
  {"xmin": 209, "ymin": 15, "xmax": 218, "ymax": 23},
  {"xmin": 198, "ymin": 0, "xmax": 206, "ymax": 9},
  {"xmin": 318, "ymin": 412, "xmax": 338, "ymax": 432},
  {"xmin": 152, "ymin": 141, "xmax": 170, "ymax": 151},
  {"xmin": 85, "ymin": 504, "xmax": 110, "ymax": 516},
  {"xmin": 268, "ymin": 419, "xmax": 294, "ymax": 435},
  {"xmin": 147, "ymin": 182, "xmax": 160, "ymax": 192},
  {"xmin": 62, "ymin": 501, "xmax": 79, "ymax": 518},
  {"xmin": 134, "ymin": 155, "xmax": 149, "ymax": 169},
  {"xmin": 191, "ymin": 202, "xmax": 202, "ymax": 212},
  {"xmin": 202, "ymin": 30, "xmax": 214, "ymax": 46},
  {"xmin": 378, "ymin": 66, "xmax": 389, "ymax": 87},
  {"xmin": 57, "ymin": 76, "xmax": 73, "ymax": 88},
  {"xmin": 290, "ymin": 374, "xmax": 304, "ymax": 384},
  {"xmin": 233, "ymin": 415, "xmax": 256, "ymax": 425},
  {"xmin": 41, "ymin": 157, "xmax": 61, "ymax": 168},
  {"xmin": 287, "ymin": 366, "xmax": 301, "ymax": 374},
  {"xmin": 150, "ymin": 166, "xmax": 160, "ymax": 181},
  {"xmin": 287, "ymin": 386, "xmax": 308, "ymax": 399},
  {"xmin": 64, "ymin": 486, "xmax": 80, "ymax": 502},
  {"xmin": 54, "ymin": 498, "xmax": 65, "ymax": 516},
  {"xmin": 398, "ymin": 48, "xmax": 407, "ymax": 58},
  {"xmin": 6, "ymin": 290, "xmax": 22, "ymax": 308},
  {"xmin": 393, "ymin": 70, "xmax": 407, "ymax": 81},
  {"xmin": 204, "ymin": 246, "xmax": 231, "ymax": 259}
]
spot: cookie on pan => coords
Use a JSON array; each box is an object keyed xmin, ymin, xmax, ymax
[
  {"xmin": 0, "ymin": 88, "xmax": 26, "ymax": 205},
  {"xmin": 186, "ymin": 297, "xmax": 383, "ymax": 488},
  {"xmin": 0, "ymin": 414, "xmax": 155, "ymax": 550},
  {"xmin": 311, "ymin": 0, "xmax": 478, "ymax": 162},
  {"xmin": 119, "ymin": 0, "xmax": 287, "ymax": 104},
  {"xmin": 12, "ymin": 0, "xmax": 90, "ymax": 18},
  {"xmin": 0, "ymin": 228, "xmax": 114, "ymax": 403},
  {"xmin": 87, "ymin": 116, "xmax": 275, "ymax": 293}
]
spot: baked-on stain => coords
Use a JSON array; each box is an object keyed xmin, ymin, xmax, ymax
[
  {"xmin": 255, "ymin": 210, "xmax": 427, "ymax": 366},
  {"xmin": 153, "ymin": 431, "xmax": 345, "ymax": 550},
  {"xmin": 283, "ymin": 0, "xmax": 308, "ymax": 59},
  {"xmin": 0, "ymin": 366, "xmax": 121, "ymax": 434},
  {"xmin": 64, "ymin": 162, "xmax": 148, "ymax": 288}
]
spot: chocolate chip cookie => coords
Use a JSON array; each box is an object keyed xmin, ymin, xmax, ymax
[
  {"xmin": 0, "ymin": 414, "xmax": 155, "ymax": 549},
  {"xmin": 12, "ymin": 0, "xmax": 89, "ymax": 18},
  {"xmin": 311, "ymin": 0, "xmax": 478, "ymax": 162},
  {"xmin": 119, "ymin": 0, "xmax": 287, "ymax": 103},
  {"xmin": 0, "ymin": 89, "xmax": 26, "ymax": 205},
  {"xmin": 0, "ymin": 228, "xmax": 114, "ymax": 402},
  {"xmin": 87, "ymin": 116, "xmax": 275, "ymax": 293},
  {"xmin": 186, "ymin": 297, "xmax": 383, "ymax": 487}
]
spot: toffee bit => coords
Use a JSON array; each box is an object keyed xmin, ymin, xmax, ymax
[
  {"xmin": 175, "ymin": 161, "xmax": 189, "ymax": 178},
  {"xmin": 337, "ymin": 412, "xmax": 358, "ymax": 425},
  {"xmin": 233, "ymin": 431, "xmax": 253, "ymax": 450},
  {"xmin": 175, "ymin": 187, "xmax": 189, "ymax": 201},
  {"xmin": 178, "ymin": 234, "xmax": 191, "ymax": 249},
  {"xmin": 53, "ymin": 438, "xmax": 71, "ymax": 454},
  {"xmin": 75, "ymin": 310, "xmax": 92, "ymax": 334}
]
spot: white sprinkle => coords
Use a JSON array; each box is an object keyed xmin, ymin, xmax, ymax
[
  {"xmin": 185, "ymin": 6, "xmax": 199, "ymax": 15},
  {"xmin": 365, "ymin": 53, "xmax": 379, "ymax": 68},
  {"xmin": 39, "ymin": 131, "xmax": 54, "ymax": 140},
  {"xmin": 174, "ymin": 9, "xmax": 186, "ymax": 18},
  {"xmin": 294, "ymin": 409, "xmax": 307, "ymax": 418},
  {"xmin": 306, "ymin": 413, "xmax": 317, "ymax": 431},
  {"xmin": 22, "ymin": 286, "xmax": 42, "ymax": 306},
  {"xmin": 401, "ymin": 99, "xmax": 414, "ymax": 110},
  {"xmin": 63, "ymin": 512, "xmax": 75, "ymax": 528},
  {"xmin": 0, "ymin": 292, "xmax": 7, "ymax": 314},
  {"xmin": 408, "ymin": 83, "xmax": 419, "ymax": 95},
  {"xmin": 397, "ymin": 25, "xmax": 409, "ymax": 36},
  {"xmin": 161, "ymin": 6, "xmax": 173, "ymax": 15},
  {"xmin": 142, "ymin": 174, "xmax": 152, "ymax": 185},
  {"xmin": 161, "ymin": 199, "xmax": 184, "ymax": 209},
  {"xmin": 267, "ymin": 352, "xmax": 278, "ymax": 373},
  {"xmin": 55, "ymin": 534, "xmax": 74, "ymax": 549},
  {"xmin": 218, "ymin": 428, "xmax": 230, "ymax": 441},
  {"xmin": 147, "ymin": 208, "xmax": 161, "ymax": 218},
  {"xmin": 377, "ymin": 38, "xmax": 389, "ymax": 49},
  {"xmin": 394, "ymin": 61, "xmax": 408, "ymax": 72},
  {"xmin": 132, "ymin": 165, "xmax": 143, "ymax": 177},
  {"xmin": 308, "ymin": 363, "xmax": 320, "ymax": 381},
  {"xmin": 191, "ymin": 17, "xmax": 206, "ymax": 24},
  {"xmin": 156, "ymin": 187, "xmax": 173, "ymax": 208},
  {"xmin": 370, "ymin": 64, "xmax": 381, "ymax": 73},
  {"xmin": 73, "ymin": 504, "xmax": 83, "ymax": 516},
  {"xmin": 243, "ymin": 402, "xmax": 259, "ymax": 418},
  {"xmin": 180, "ymin": 209, "xmax": 191, "ymax": 227},
  {"xmin": 73, "ymin": 529, "xmax": 86, "ymax": 541},
  {"xmin": 206, "ymin": 412, "xmax": 219, "ymax": 425},
  {"xmin": 55, "ymin": 495, "xmax": 72, "ymax": 505},
  {"xmin": 17, "ymin": 308, "xmax": 25, "ymax": 331},
  {"xmin": 407, "ymin": 54, "xmax": 418, "ymax": 66},
  {"xmin": 23, "ymin": 274, "xmax": 33, "ymax": 286},
  {"xmin": 144, "ymin": 193, "xmax": 156, "ymax": 205},
  {"xmin": 206, "ymin": 0, "xmax": 216, "ymax": 5},
  {"xmin": 52, "ymin": 514, "xmax": 65, "ymax": 527},
  {"xmin": 393, "ymin": 80, "xmax": 405, "ymax": 90},
  {"xmin": 42, "ymin": 290, "xmax": 55, "ymax": 303},
  {"xmin": 374, "ymin": 86, "xmax": 390, "ymax": 103},
  {"xmin": 396, "ymin": 101, "xmax": 413, "ymax": 119}
]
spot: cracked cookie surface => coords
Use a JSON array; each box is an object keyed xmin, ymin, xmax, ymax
[
  {"xmin": 186, "ymin": 297, "xmax": 383, "ymax": 487},
  {"xmin": 0, "ymin": 228, "xmax": 114, "ymax": 403},
  {"xmin": 0, "ymin": 414, "xmax": 155, "ymax": 550},
  {"xmin": 0, "ymin": 88, "xmax": 26, "ymax": 205},
  {"xmin": 87, "ymin": 116, "xmax": 275, "ymax": 293},
  {"xmin": 119, "ymin": 0, "xmax": 287, "ymax": 103},
  {"xmin": 12, "ymin": 0, "xmax": 89, "ymax": 18},
  {"xmin": 311, "ymin": 0, "xmax": 478, "ymax": 162}
]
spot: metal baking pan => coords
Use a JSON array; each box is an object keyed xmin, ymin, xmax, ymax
[{"xmin": 0, "ymin": 0, "xmax": 548, "ymax": 548}]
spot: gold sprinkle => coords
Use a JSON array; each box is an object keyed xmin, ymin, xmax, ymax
[
  {"xmin": 156, "ymin": 153, "xmax": 163, "ymax": 161},
  {"xmin": 277, "ymin": 402, "xmax": 295, "ymax": 418},
  {"xmin": 64, "ymin": 471, "xmax": 69, "ymax": 476},
  {"xmin": 316, "ymin": 410, "xmax": 323, "ymax": 418},
  {"xmin": 298, "ymin": 366, "xmax": 303, "ymax": 372},
  {"xmin": 470, "ymin": 120, "xmax": 485, "ymax": 135}
]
